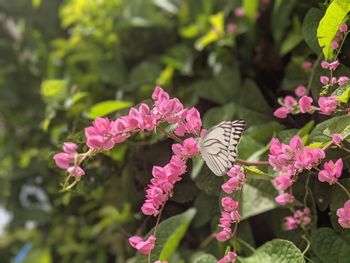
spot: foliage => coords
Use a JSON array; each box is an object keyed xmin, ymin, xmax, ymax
[{"xmin": 1, "ymin": 0, "xmax": 350, "ymax": 262}]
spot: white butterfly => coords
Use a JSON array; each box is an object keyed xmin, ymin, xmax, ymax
[{"xmin": 198, "ymin": 120, "xmax": 246, "ymax": 176}]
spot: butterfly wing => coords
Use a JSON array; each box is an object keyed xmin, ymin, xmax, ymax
[{"xmin": 199, "ymin": 120, "xmax": 246, "ymax": 176}]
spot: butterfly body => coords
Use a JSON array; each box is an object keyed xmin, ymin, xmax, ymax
[{"xmin": 199, "ymin": 120, "xmax": 246, "ymax": 176}]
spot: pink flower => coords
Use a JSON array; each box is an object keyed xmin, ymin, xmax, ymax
[
  {"xmin": 318, "ymin": 96, "xmax": 338, "ymax": 115},
  {"xmin": 339, "ymin": 23, "xmax": 348, "ymax": 33},
  {"xmin": 216, "ymin": 228, "xmax": 232, "ymax": 242},
  {"xmin": 331, "ymin": 40, "xmax": 339, "ymax": 50},
  {"xmin": 234, "ymin": 7, "xmax": 245, "ymax": 17},
  {"xmin": 338, "ymin": 76, "xmax": 350, "ymax": 85},
  {"xmin": 172, "ymin": 137, "xmax": 198, "ymax": 158},
  {"xmin": 63, "ymin": 142, "xmax": 78, "ymax": 154},
  {"xmin": 295, "ymin": 85, "xmax": 307, "ymax": 97},
  {"xmin": 67, "ymin": 166, "xmax": 85, "ymax": 178},
  {"xmin": 284, "ymin": 216, "xmax": 299, "ymax": 230},
  {"xmin": 321, "ymin": 61, "xmax": 330, "ymax": 69},
  {"xmin": 275, "ymin": 193, "xmax": 294, "ymax": 205},
  {"xmin": 128, "ymin": 235, "xmax": 156, "ymax": 255},
  {"xmin": 299, "ymin": 96, "xmax": 313, "ymax": 113},
  {"xmin": 185, "ymin": 108, "xmax": 202, "ymax": 134},
  {"xmin": 53, "ymin": 152, "xmax": 73, "ymax": 169},
  {"xmin": 284, "ymin": 208, "xmax": 311, "ymax": 230},
  {"xmin": 318, "ymin": 159, "xmax": 343, "ymax": 184},
  {"xmin": 320, "ymin": 76, "xmax": 329, "ymax": 85},
  {"xmin": 302, "ymin": 61, "xmax": 313, "ymax": 71},
  {"xmin": 332, "ymin": 133, "xmax": 343, "ymax": 144},
  {"xmin": 218, "ymin": 251, "xmax": 237, "ymax": 263},
  {"xmin": 328, "ymin": 60, "xmax": 340, "ymax": 71},
  {"xmin": 85, "ymin": 118, "xmax": 115, "ymax": 150},
  {"xmin": 274, "ymin": 173, "xmax": 293, "ymax": 190},
  {"xmin": 295, "ymin": 148, "xmax": 325, "ymax": 170},
  {"xmin": 221, "ymin": 197, "xmax": 239, "ymax": 212},
  {"xmin": 337, "ymin": 200, "xmax": 350, "ymax": 228},
  {"xmin": 273, "ymin": 107, "xmax": 289, "ymax": 119},
  {"xmin": 152, "ymin": 86, "xmax": 169, "ymax": 101},
  {"xmin": 226, "ymin": 23, "xmax": 237, "ymax": 33}
]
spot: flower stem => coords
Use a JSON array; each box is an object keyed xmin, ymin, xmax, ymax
[
  {"xmin": 156, "ymin": 126, "xmax": 183, "ymax": 143},
  {"xmin": 335, "ymin": 181, "xmax": 350, "ymax": 199},
  {"xmin": 301, "ymin": 235, "xmax": 311, "ymax": 256},
  {"xmin": 148, "ymin": 205, "xmax": 165, "ymax": 263}
]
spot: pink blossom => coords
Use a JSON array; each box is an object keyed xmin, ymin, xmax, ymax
[
  {"xmin": 302, "ymin": 61, "xmax": 313, "ymax": 71},
  {"xmin": 63, "ymin": 142, "xmax": 78, "ymax": 154},
  {"xmin": 294, "ymin": 148, "xmax": 325, "ymax": 170},
  {"xmin": 221, "ymin": 197, "xmax": 239, "ymax": 212},
  {"xmin": 128, "ymin": 235, "xmax": 156, "ymax": 255},
  {"xmin": 226, "ymin": 23, "xmax": 237, "ymax": 33},
  {"xmin": 337, "ymin": 200, "xmax": 350, "ymax": 228},
  {"xmin": 230, "ymin": 211, "xmax": 241, "ymax": 222},
  {"xmin": 284, "ymin": 208, "xmax": 311, "ymax": 230},
  {"xmin": 53, "ymin": 152, "xmax": 73, "ymax": 169},
  {"xmin": 320, "ymin": 76, "xmax": 329, "ymax": 85},
  {"xmin": 338, "ymin": 76, "xmax": 350, "ymax": 85},
  {"xmin": 274, "ymin": 173, "xmax": 293, "ymax": 190},
  {"xmin": 172, "ymin": 137, "xmax": 198, "ymax": 158},
  {"xmin": 320, "ymin": 61, "xmax": 330, "ymax": 69},
  {"xmin": 216, "ymin": 228, "xmax": 232, "ymax": 242},
  {"xmin": 332, "ymin": 133, "xmax": 344, "ymax": 144},
  {"xmin": 234, "ymin": 7, "xmax": 245, "ymax": 17},
  {"xmin": 331, "ymin": 40, "xmax": 339, "ymax": 50},
  {"xmin": 284, "ymin": 96, "xmax": 297, "ymax": 108},
  {"xmin": 273, "ymin": 107, "xmax": 290, "ymax": 119},
  {"xmin": 67, "ymin": 166, "xmax": 85, "ymax": 178},
  {"xmin": 329, "ymin": 60, "xmax": 340, "ymax": 71},
  {"xmin": 339, "ymin": 23, "xmax": 348, "ymax": 33},
  {"xmin": 128, "ymin": 104, "xmax": 156, "ymax": 132},
  {"xmin": 152, "ymin": 86, "xmax": 169, "ymax": 101},
  {"xmin": 295, "ymin": 85, "xmax": 307, "ymax": 97},
  {"xmin": 318, "ymin": 96, "xmax": 338, "ymax": 115},
  {"xmin": 275, "ymin": 193, "xmax": 294, "ymax": 205},
  {"xmin": 85, "ymin": 117, "xmax": 115, "ymax": 150},
  {"xmin": 331, "ymin": 77, "xmax": 337, "ymax": 85},
  {"xmin": 318, "ymin": 159, "xmax": 343, "ymax": 184},
  {"xmin": 299, "ymin": 96, "xmax": 313, "ymax": 113},
  {"xmin": 185, "ymin": 108, "xmax": 202, "ymax": 134},
  {"xmin": 219, "ymin": 211, "xmax": 232, "ymax": 228},
  {"xmin": 284, "ymin": 216, "xmax": 299, "ymax": 230},
  {"xmin": 218, "ymin": 251, "xmax": 237, "ymax": 263}
]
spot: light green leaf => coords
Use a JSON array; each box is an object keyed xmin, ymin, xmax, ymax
[
  {"xmin": 23, "ymin": 248, "xmax": 52, "ymax": 263},
  {"xmin": 239, "ymin": 180, "xmax": 277, "ymax": 220},
  {"xmin": 192, "ymin": 254, "xmax": 217, "ymax": 263},
  {"xmin": 32, "ymin": 0, "xmax": 42, "ymax": 8},
  {"xmin": 317, "ymin": 0, "xmax": 350, "ymax": 60},
  {"xmin": 243, "ymin": 0, "xmax": 258, "ymax": 24},
  {"xmin": 280, "ymin": 16, "xmax": 303, "ymax": 55},
  {"xmin": 244, "ymin": 166, "xmax": 275, "ymax": 181},
  {"xmin": 332, "ymin": 81, "xmax": 350, "ymax": 103},
  {"xmin": 239, "ymin": 239, "xmax": 305, "ymax": 263},
  {"xmin": 302, "ymin": 8, "xmax": 323, "ymax": 53},
  {"xmin": 312, "ymin": 228, "xmax": 350, "ymax": 263},
  {"xmin": 87, "ymin": 100, "xmax": 132, "ymax": 119},
  {"xmin": 195, "ymin": 12, "xmax": 224, "ymax": 50},
  {"xmin": 135, "ymin": 209, "xmax": 197, "ymax": 262},
  {"xmin": 323, "ymin": 115, "xmax": 350, "ymax": 139},
  {"xmin": 40, "ymin": 80, "xmax": 67, "ymax": 100}
]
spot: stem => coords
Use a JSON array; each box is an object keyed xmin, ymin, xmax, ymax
[
  {"xmin": 156, "ymin": 126, "xmax": 183, "ymax": 143},
  {"xmin": 335, "ymin": 31, "xmax": 349, "ymax": 59},
  {"xmin": 236, "ymin": 159, "xmax": 270, "ymax": 166},
  {"xmin": 148, "ymin": 205, "xmax": 165, "ymax": 263},
  {"xmin": 199, "ymin": 233, "xmax": 216, "ymax": 248},
  {"xmin": 303, "ymin": 173, "xmax": 310, "ymax": 207},
  {"xmin": 307, "ymin": 53, "xmax": 322, "ymax": 91},
  {"xmin": 301, "ymin": 235, "xmax": 311, "ymax": 256},
  {"xmin": 335, "ymin": 181, "xmax": 350, "ymax": 199}
]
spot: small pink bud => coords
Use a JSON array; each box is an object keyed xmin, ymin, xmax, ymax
[
  {"xmin": 273, "ymin": 107, "xmax": 289, "ymax": 119},
  {"xmin": 226, "ymin": 23, "xmax": 237, "ymax": 33},
  {"xmin": 299, "ymin": 96, "xmax": 313, "ymax": 113},
  {"xmin": 275, "ymin": 193, "xmax": 295, "ymax": 205},
  {"xmin": 339, "ymin": 23, "xmax": 348, "ymax": 33},
  {"xmin": 332, "ymin": 133, "xmax": 344, "ymax": 144},
  {"xmin": 338, "ymin": 76, "xmax": 350, "ymax": 85},
  {"xmin": 331, "ymin": 40, "xmax": 339, "ymax": 50},
  {"xmin": 234, "ymin": 7, "xmax": 245, "ymax": 17},
  {"xmin": 295, "ymin": 85, "xmax": 307, "ymax": 97},
  {"xmin": 321, "ymin": 61, "xmax": 330, "ymax": 69},
  {"xmin": 302, "ymin": 61, "xmax": 313, "ymax": 71},
  {"xmin": 320, "ymin": 76, "xmax": 329, "ymax": 85}
]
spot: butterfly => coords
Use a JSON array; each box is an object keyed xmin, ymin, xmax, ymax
[{"xmin": 198, "ymin": 120, "xmax": 246, "ymax": 176}]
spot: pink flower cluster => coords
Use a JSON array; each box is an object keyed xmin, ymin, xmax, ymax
[
  {"xmin": 284, "ymin": 208, "xmax": 311, "ymax": 230},
  {"xmin": 218, "ymin": 251, "xmax": 237, "ymax": 263},
  {"xmin": 216, "ymin": 197, "xmax": 240, "ymax": 242},
  {"xmin": 270, "ymin": 136, "xmax": 325, "ymax": 204},
  {"xmin": 53, "ymin": 142, "xmax": 85, "ymax": 178},
  {"xmin": 337, "ymin": 200, "xmax": 350, "ymax": 228},
  {"xmin": 318, "ymin": 158, "xmax": 343, "ymax": 185},
  {"xmin": 216, "ymin": 165, "xmax": 245, "ymax": 243},
  {"xmin": 142, "ymin": 138, "xmax": 198, "ymax": 216},
  {"xmin": 221, "ymin": 165, "xmax": 246, "ymax": 194},
  {"xmin": 128, "ymin": 235, "xmax": 156, "ymax": 255},
  {"xmin": 331, "ymin": 23, "xmax": 348, "ymax": 50}
]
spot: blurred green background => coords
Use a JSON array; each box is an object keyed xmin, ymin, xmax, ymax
[{"xmin": 0, "ymin": 0, "xmax": 327, "ymax": 262}]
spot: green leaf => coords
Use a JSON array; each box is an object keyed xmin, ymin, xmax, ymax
[
  {"xmin": 239, "ymin": 239, "xmax": 305, "ymax": 263},
  {"xmin": 23, "ymin": 248, "xmax": 52, "ymax": 263},
  {"xmin": 323, "ymin": 115, "xmax": 350, "ymax": 139},
  {"xmin": 312, "ymin": 228, "xmax": 350, "ymax": 263},
  {"xmin": 280, "ymin": 17, "xmax": 303, "ymax": 56},
  {"xmin": 244, "ymin": 166, "xmax": 275, "ymax": 181},
  {"xmin": 195, "ymin": 12, "xmax": 224, "ymax": 50},
  {"xmin": 135, "ymin": 209, "xmax": 197, "ymax": 262},
  {"xmin": 271, "ymin": 0, "xmax": 297, "ymax": 45},
  {"xmin": 239, "ymin": 180, "xmax": 277, "ymax": 220},
  {"xmin": 302, "ymin": 8, "xmax": 323, "ymax": 53},
  {"xmin": 317, "ymin": 0, "xmax": 350, "ymax": 60},
  {"xmin": 87, "ymin": 100, "xmax": 132, "ymax": 119},
  {"xmin": 243, "ymin": 0, "xmax": 258, "ymax": 24},
  {"xmin": 40, "ymin": 80, "xmax": 67, "ymax": 101},
  {"xmin": 332, "ymin": 81, "xmax": 350, "ymax": 103},
  {"xmin": 192, "ymin": 254, "xmax": 217, "ymax": 263}
]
